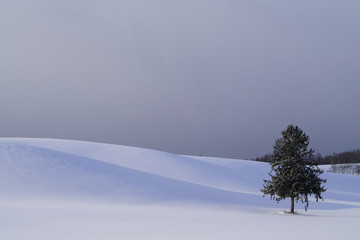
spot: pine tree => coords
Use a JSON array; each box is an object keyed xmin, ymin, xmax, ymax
[{"xmin": 261, "ymin": 125, "xmax": 326, "ymax": 213}]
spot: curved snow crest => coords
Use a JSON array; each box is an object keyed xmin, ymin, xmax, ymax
[
  {"xmin": 0, "ymin": 138, "xmax": 359, "ymax": 209},
  {"xmin": 0, "ymin": 139, "xmax": 263, "ymax": 206},
  {"xmin": 0, "ymin": 138, "xmax": 259, "ymax": 193}
]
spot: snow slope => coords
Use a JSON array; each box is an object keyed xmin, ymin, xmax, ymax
[
  {"xmin": 1, "ymin": 138, "xmax": 359, "ymax": 240},
  {"xmin": 0, "ymin": 139, "xmax": 266, "ymax": 205}
]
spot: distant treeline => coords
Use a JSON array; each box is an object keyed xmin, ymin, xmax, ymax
[
  {"xmin": 254, "ymin": 148, "xmax": 360, "ymax": 165},
  {"xmin": 329, "ymin": 164, "xmax": 360, "ymax": 175}
]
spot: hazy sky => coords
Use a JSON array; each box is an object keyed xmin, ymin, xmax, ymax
[{"xmin": 1, "ymin": 0, "xmax": 360, "ymax": 159}]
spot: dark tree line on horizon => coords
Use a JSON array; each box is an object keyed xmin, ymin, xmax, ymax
[{"xmin": 255, "ymin": 148, "xmax": 360, "ymax": 165}]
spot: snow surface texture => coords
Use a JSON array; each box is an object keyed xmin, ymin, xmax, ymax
[{"xmin": 1, "ymin": 138, "xmax": 359, "ymax": 240}]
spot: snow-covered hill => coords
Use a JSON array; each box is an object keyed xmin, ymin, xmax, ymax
[{"xmin": 1, "ymin": 138, "xmax": 359, "ymax": 240}]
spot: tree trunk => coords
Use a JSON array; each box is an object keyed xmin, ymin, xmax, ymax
[{"xmin": 290, "ymin": 197, "xmax": 295, "ymax": 214}]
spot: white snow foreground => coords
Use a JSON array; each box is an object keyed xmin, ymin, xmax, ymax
[{"xmin": 0, "ymin": 138, "xmax": 359, "ymax": 240}]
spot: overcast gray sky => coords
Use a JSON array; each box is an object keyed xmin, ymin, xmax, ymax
[{"xmin": 1, "ymin": 0, "xmax": 359, "ymax": 159}]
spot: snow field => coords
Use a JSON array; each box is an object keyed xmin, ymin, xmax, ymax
[
  {"xmin": 1, "ymin": 200, "xmax": 359, "ymax": 240},
  {"xmin": 0, "ymin": 138, "xmax": 359, "ymax": 239}
]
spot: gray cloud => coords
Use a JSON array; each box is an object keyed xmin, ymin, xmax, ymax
[{"xmin": 1, "ymin": 0, "xmax": 360, "ymax": 158}]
